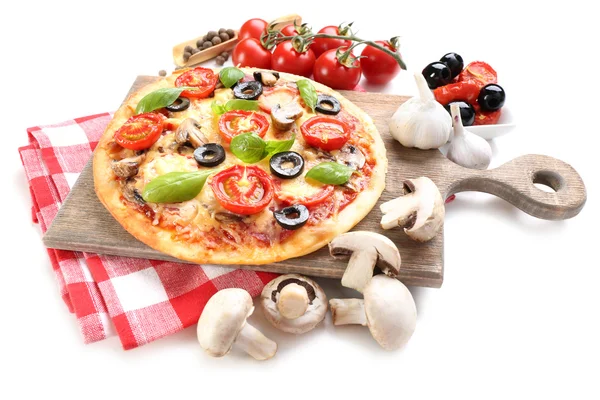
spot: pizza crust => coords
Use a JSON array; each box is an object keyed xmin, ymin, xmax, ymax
[{"xmin": 93, "ymin": 68, "xmax": 387, "ymax": 265}]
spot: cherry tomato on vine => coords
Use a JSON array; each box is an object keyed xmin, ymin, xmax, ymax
[
  {"xmin": 114, "ymin": 113, "xmax": 164, "ymax": 150},
  {"xmin": 311, "ymin": 26, "xmax": 351, "ymax": 58},
  {"xmin": 210, "ymin": 165, "xmax": 274, "ymax": 215},
  {"xmin": 313, "ymin": 48, "xmax": 362, "ymax": 90},
  {"xmin": 239, "ymin": 18, "xmax": 268, "ymax": 41},
  {"xmin": 280, "ymin": 24, "xmax": 299, "ymax": 37},
  {"xmin": 360, "ymin": 40, "xmax": 401, "ymax": 85},
  {"xmin": 232, "ymin": 38, "xmax": 272, "ymax": 69},
  {"xmin": 271, "ymin": 41, "xmax": 315, "ymax": 78},
  {"xmin": 301, "ymin": 116, "xmax": 350, "ymax": 151}
]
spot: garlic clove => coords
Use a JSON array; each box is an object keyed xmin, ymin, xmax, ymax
[
  {"xmin": 446, "ymin": 103, "xmax": 492, "ymax": 170},
  {"xmin": 388, "ymin": 73, "xmax": 451, "ymax": 150}
]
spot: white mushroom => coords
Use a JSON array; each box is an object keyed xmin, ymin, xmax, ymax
[
  {"xmin": 332, "ymin": 144, "xmax": 366, "ymax": 170},
  {"xmin": 197, "ymin": 288, "xmax": 277, "ymax": 360},
  {"xmin": 380, "ymin": 177, "xmax": 445, "ymax": 242},
  {"xmin": 271, "ymin": 102, "xmax": 304, "ymax": 131},
  {"xmin": 111, "ymin": 154, "xmax": 145, "ymax": 178},
  {"xmin": 260, "ymin": 274, "xmax": 327, "ymax": 334},
  {"xmin": 329, "ymin": 231, "xmax": 401, "ymax": 293},
  {"xmin": 329, "ymin": 275, "xmax": 417, "ymax": 351},
  {"xmin": 175, "ymin": 118, "xmax": 208, "ymax": 148}
]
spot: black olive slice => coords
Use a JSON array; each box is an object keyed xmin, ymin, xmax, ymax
[
  {"xmin": 273, "ymin": 205, "xmax": 309, "ymax": 230},
  {"xmin": 315, "ymin": 94, "xmax": 341, "ymax": 115},
  {"xmin": 193, "ymin": 143, "xmax": 225, "ymax": 167},
  {"xmin": 233, "ymin": 81, "xmax": 263, "ymax": 100},
  {"xmin": 165, "ymin": 97, "xmax": 190, "ymax": 112},
  {"xmin": 269, "ymin": 151, "xmax": 304, "ymax": 179}
]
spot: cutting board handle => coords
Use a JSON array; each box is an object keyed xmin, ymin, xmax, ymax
[{"xmin": 446, "ymin": 154, "xmax": 586, "ymax": 220}]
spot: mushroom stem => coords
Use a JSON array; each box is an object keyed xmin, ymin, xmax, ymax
[
  {"xmin": 340, "ymin": 250, "xmax": 378, "ymax": 293},
  {"xmin": 236, "ymin": 323, "xmax": 278, "ymax": 361},
  {"xmin": 277, "ymin": 283, "xmax": 309, "ymax": 320},
  {"xmin": 329, "ymin": 299, "xmax": 367, "ymax": 326},
  {"xmin": 380, "ymin": 195, "xmax": 420, "ymax": 230}
]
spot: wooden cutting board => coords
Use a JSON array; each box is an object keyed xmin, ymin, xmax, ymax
[{"xmin": 42, "ymin": 76, "xmax": 587, "ymax": 288}]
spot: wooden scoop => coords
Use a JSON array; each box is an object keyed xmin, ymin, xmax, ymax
[{"xmin": 172, "ymin": 14, "xmax": 303, "ymax": 68}]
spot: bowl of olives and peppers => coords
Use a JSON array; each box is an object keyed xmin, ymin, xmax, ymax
[{"xmin": 422, "ymin": 53, "xmax": 506, "ymax": 127}]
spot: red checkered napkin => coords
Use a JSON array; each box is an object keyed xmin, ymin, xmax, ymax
[{"xmin": 19, "ymin": 113, "xmax": 278, "ymax": 349}]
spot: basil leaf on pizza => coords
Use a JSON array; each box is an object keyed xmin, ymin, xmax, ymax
[
  {"xmin": 297, "ymin": 79, "xmax": 317, "ymax": 112},
  {"xmin": 211, "ymin": 99, "xmax": 259, "ymax": 116},
  {"xmin": 142, "ymin": 170, "xmax": 214, "ymax": 203},
  {"xmin": 219, "ymin": 67, "xmax": 245, "ymax": 88},
  {"xmin": 264, "ymin": 136, "xmax": 295, "ymax": 158},
  {"xmin": 230, "ymin": 133, "xmax": 266, "ymax": 163},
  {"xmin": 135, "ymin": 87, "xmax": 192, "ymax": 114},
  {"xmin": 306, "ymin": 162, "xmax": 354, "ymax": 185}
]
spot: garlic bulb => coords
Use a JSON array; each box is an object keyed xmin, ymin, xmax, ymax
[
  {"xmin": 446, "ymin": 103, "xmax": 492, "ymax": 169},
  {"xmin": 389, "ymin": 72, "xmax": 452, "ymax": 149}
]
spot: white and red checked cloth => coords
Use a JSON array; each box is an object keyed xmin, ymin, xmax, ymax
[{"xmin": 19, "ymin": 113, "xmax": 278, "ymax": 350}]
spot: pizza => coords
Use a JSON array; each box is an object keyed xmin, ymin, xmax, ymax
[{"xmin": 93, "ymin": 67, "xmax": 386, "ymax": 265}]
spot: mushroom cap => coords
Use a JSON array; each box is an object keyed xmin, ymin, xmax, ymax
[
  {"xmin": 363, "ymin": 275, "xmax": 417, "ymax": 351},
  {"xmin": 260, "ymin": 274, "xmax": 328, "ymax": 334},
  {"xmin": 197, "ymin": 288, "xmax": 254, "ymax": 357},
  {"xmin": 329, "ymin": 231, "xmax": 402, "ymax": 276}
]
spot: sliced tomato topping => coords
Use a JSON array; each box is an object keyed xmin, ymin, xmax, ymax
[
  {"xmin": 175, "ymin": 67, "xmax": 218, "ymax": 99},
  {"xmin": 210, "ymin": 165, "xmax": 274, "ymax": 215},
  {"xmin": 258, "ymin": 85, "xmax": 300, "ymax": 113},
  {"xmin": 457, "ymin": 61, "xmax": 497, "ymax": 88},
  {"xmin": 114, "ymin": 113, "xmax": 165, "ymax": 150},
  {"xmin": 218, "ymin": 110, "xmax": 270, "ymax": 143},
  {"xmin": 274, "ymin": 178, "xmax": 334, "ymax": 207},
  {"xmin": 301, "ymin": 116, "xmax": 350, "ymax": 151}
]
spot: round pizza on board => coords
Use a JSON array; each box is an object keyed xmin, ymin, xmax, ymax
[{"xmin": 93, "ymin": 67, "xmax": 387, "ymax": 265}]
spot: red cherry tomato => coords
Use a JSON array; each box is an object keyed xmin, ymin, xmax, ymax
[
  {"xmin": 360, "ymin": 40, "xmax": 401, "ymax": 85},
  {"xmin": 218, "ymin": 110, "xmax": 269, "ymax": 143},
  {"xmin": 433, "ymin": 81, "xmax": 481, "ymax": 105},
  {"xmin": 458, "ymin": 61, "xmax": 497, "ymax": 87},
  {"xmin": 232, "ymin": 38, "xmax": 272, "ymax": 69},
  {"xmin": 258, "ymin": 84, "xmax": 300, "ymax": 114},
  {"xmin": 275, "ymin": 181, "xmax": 334, "ymax": 207},
  {"xmin": 311, "ymin": 26, "xmax": 351, "ymax": 58},
  {"xmin": 301, "ymin": 116, "xmax": 350, "ymax": 151},
  {"xmin": 472, "ymin": 103, "xmax": 502, "ymax": 125},
  {"xmin": 210, "ymin": 165, "xmax": 274, "ymax": 215},
  {"xmin": 271, "ymin": 41, "xmax": 316, "ymax": 78},
  {"xmin": 175, "ymin": 67, "xmax": 218, "ymax": 99},
  {"xmin": 239, "ymin": 18, "xmax": 268, "ymax": 40},
  {"xmin": 313, "ymin": 48, "xmax": 362, "ymax": 90},
  {"xmin": 280, "ymin": 24, "xmax": 299, "ymax": 37},
  {"xmin": 114, "ymin": 113, "xmax": 164, "ymax": 150}
]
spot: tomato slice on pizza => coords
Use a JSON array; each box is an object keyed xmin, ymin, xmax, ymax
[
  {"xmin": 218, "ymin": 110, "xmax": 270, "ymax": 143},
  {"xmin": 175, "ymin": 67, "xmax": 218, "ymax": 99},
  {"xmin": 114, "ymin": 113, "xmax": 165, "ymax": 150},
  {"xmin": 210, "ymin": 165, "xmax": 274, "ymax": 215},
  {"xmin": 301, "ymin": 116, "xmax": 350, "ymax": 151}
]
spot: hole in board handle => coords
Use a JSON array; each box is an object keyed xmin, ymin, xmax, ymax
[{"xmin": 532, "ymin": 170, "xmax": 564, "ymax": 193}]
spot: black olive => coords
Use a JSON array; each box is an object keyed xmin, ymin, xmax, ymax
[
  {"xmin": 165, "ymin": 97, "xmax": 190, "ymax": 112},
  {"xmin": 315, "ymin": 94, "xmax": 341, "ymax": 115},
  {"xmin": 444, "ymin": 101, "xmax": 475, "ymax": 126},
  {"xmin": 233, "ymin": 81, "xmax": 263, "ymax": 100},
  {"xmin": 193, "ymin": 143, "xmax": 226, "ymax": 167},
  {"xmin": 273, "ymin": 205, "xmax": 309, "ymax": 230},
  {"xmin": 270, "ymin": 151, "xmax": 304, "ymax": 179},
  {"xmin": 478, "ymin": 84, "xmax": 505, "ymax": 111},
  {"xmin": 440, "ymin": 52, "xmax": 464, "ymax": 79},
  {"xmin": 422, "ymin": 62, "xmax": 452, "ymax": 89}
]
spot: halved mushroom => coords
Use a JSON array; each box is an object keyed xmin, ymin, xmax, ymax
[
  {"xmin": 329, "ymin": 274, "xmax": 417, "ymax": 351},
  {"xmin": 260, "ymin": 274, "xmax": 327, "ymax": 334},
  {"xmin": 271, "ymin": 102, "xmax": 304, "ymax": 131},
  {"xmin": 197, "ymin": 288, "xmax": 277, "ymax": 360},
  {"xmin": 121, "ymin": 178, "xmax": 145, "ymax": 205},
  {"xmin": 380, "ymin": 177, "xmax": 445, "ymax": 242},
  {"xmin": 111, "ymin": 154, "xmax": 145, "ymax": 178},
  {"xmin": 332, "ymin": 144, "xmax": 365, "ymax": 170},
  {"xmin": 175, "ymin": 118, "xmax": 208, "ymax": 148},
  {"xmin": 253, "ymin": 71, "xmax": 280, "ymax": 86},
  {"xmin": 329, "ymin": 231, "xmax": 401, "ymax": 293}
]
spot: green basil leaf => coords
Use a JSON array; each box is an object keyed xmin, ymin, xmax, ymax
[
  {"xmin": 296, "ymin": 79, "xmax": 317, "ymax": 112},
  {"xmin": 211, "ymin": 101, "xmax": 227, "ymax": 115},
  {"xmin": 142, "ymin": 170, "xmax": 213, "ymax": 203},
  {"xmin": 225, "ymin": 99, "xmax": 259, "ymax": 112},
  {"xmin": 219, "ymin": 67, "xmax": 245, "ymax": 88},
  {"xmin": 264, "ymin": 136, "xmax": 295, "ymax": 158},
  {"xmin": 230, "ymin": 133, "xmax": 267, "ymax": 163},
  {"xmin": 135, "ymin": 87, "xmax": 191, "ymax": 114},
  {"xmin": 305, "ymin": 162, "xmax": 354, "ymax": 185}
]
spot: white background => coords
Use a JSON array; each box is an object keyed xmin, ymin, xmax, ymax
[{"xmin": 2, "ymin": 1, "xmax": 599, "ymax": 399}]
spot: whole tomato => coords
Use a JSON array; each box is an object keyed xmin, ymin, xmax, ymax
[
  {"xmin": 280, "ymin": 24, "xmax": 299, "ymax": 37},
  {"xmin": 360, "ymin": 40, "xmax": 401, "ymax": 84},
  {"xmin": 232, "ymin": 38, "xmax": 272, "ymax": 69},
  {"xmin": 239, "ymin": 18, "xmax": 268, "ymax": 40},
  {"xmin": 313, "ymin": 48, "xmax": 362, "ymax": 90},
  {"xmin": 271, "ymin": 41, "xmax": 315, "ymax": 77},
  {"xmin": 311, "ymin": 25, "xmax": 351, "ymax": 58}
]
